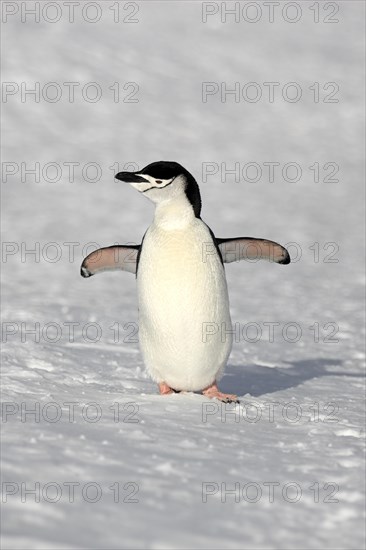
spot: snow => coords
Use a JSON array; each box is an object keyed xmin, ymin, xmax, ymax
[{"xmin": 1, "ymin": 1, "xmax": 365, "ymax": 549}]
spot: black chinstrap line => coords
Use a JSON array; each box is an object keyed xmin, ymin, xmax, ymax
[{"xmin": 142, "ymin": 177, "xmax": 176, "ymax": 193}]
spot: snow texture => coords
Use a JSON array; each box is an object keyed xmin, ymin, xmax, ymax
[{"xmin": 1, "ymin": 1, "xmax": 365, "ymax": 549}]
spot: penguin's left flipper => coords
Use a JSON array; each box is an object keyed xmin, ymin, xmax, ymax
[
  {"xmin": 217, "ymin": 237, "xmax": 290, "ymax": 265},
  {"xmin": 80, "ymin": 245, "xmax": 140, "ymax": 277}
]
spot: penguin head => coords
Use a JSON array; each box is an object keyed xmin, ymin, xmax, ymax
[{"xmin": 115, "ymin": 161, "xmax": 201, "ymax": 218}]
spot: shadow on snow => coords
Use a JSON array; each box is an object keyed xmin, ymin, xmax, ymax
[{"xmin": 220, "ymin": 358, "xmax": 362, "ymax": 397}]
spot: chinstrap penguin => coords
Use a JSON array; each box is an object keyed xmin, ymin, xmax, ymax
[{"xmin": 81, "ymin": 161, "xmax": 290, "ymax": 402}]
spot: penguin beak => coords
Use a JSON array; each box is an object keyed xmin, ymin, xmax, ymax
[
  {"xmin": 115, "ymin": 171, "xmax": 152, "ymax": 193},
  {"xmin": 115, "ymin": 172, "xmax": 148, "ymax": 184}
]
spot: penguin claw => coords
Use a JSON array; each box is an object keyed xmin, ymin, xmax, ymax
[
  {"xmin": 202, "ymin": 382, "xmax": 239, "ymax": 403},
  {"xmin": 219, "ymin": 395, "xmax": 240, "ymax": 404},
  {"xmin": 214, "ymin": 394, "xmax": 240, "ymax": 404},
  {"xmin": 158, "ymin": 382, "xmax": 179, "ymax": 395},
  {"xmin": 158, "ymin": 382, "xmax": 239, "ymax": 403}
]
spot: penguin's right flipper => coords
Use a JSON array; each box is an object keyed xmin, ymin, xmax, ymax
[
  {"xmin": 217, "ymin": 237, "xmax": 290, "ymax": 265},
  {"xmin": 80, "ymin": 245, "xmax": 140, "ymax": 277}
]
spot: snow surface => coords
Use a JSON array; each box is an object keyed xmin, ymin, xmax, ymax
[{"xmin": 1, "ymin": 1, "xmax": 365, "ymax": 549}]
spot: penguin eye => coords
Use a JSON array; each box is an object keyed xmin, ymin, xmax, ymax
[{"xmin": 156, "ymin": 180, "xmax": 163, "ymax": 184}]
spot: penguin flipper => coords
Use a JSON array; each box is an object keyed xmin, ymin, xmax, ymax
[
  {"xmin": 80, "ymin": 245, "xmax": 140, "ymax": 277},
  {"xmin": 217, "ymin": 237, "xmax": 290, "ymax": 265}
]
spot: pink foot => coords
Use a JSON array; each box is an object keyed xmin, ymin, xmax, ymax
[
  {"xmin": 158, "ymin": 382, "xmax": 177, "ymax": 395},
  {"xmin": 202, "ymin": 382, "xmax": 238, "ymax": 403}
]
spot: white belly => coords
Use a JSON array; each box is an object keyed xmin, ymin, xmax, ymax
[{"xmin": 136, "ymin": 220, "xmax": 232, "ymax": 391}]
